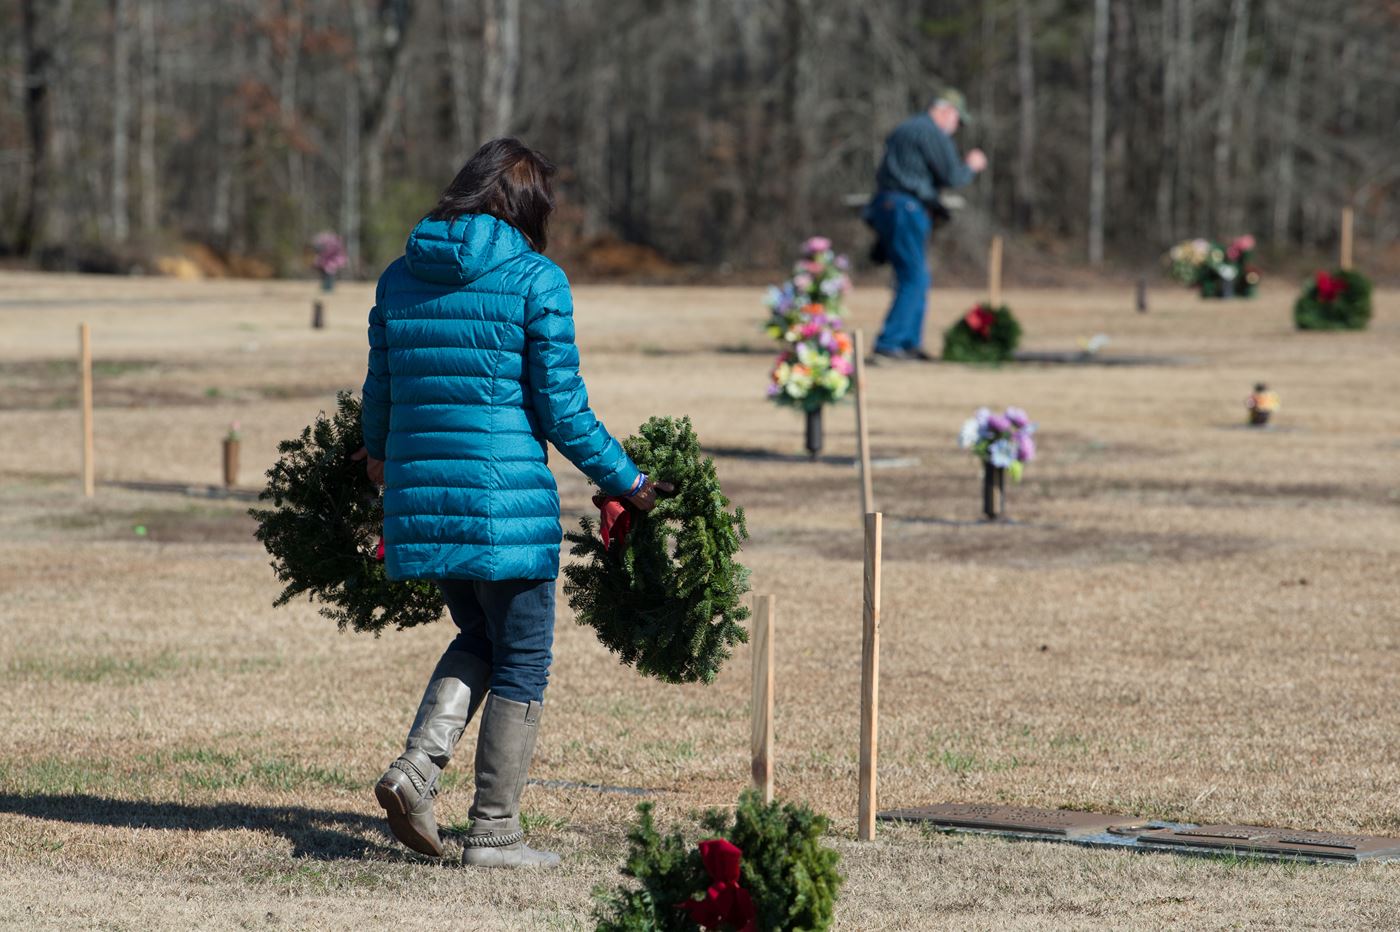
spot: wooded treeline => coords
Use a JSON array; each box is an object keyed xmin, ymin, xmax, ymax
[{"xmin": 3, "ymin": 0, "xmax": 1397, "ymax": 277}]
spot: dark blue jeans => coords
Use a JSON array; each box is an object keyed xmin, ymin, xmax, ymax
[
  {"xmin": 865, "ymin": 191, "xmax": 933, "ymax": 353},
  {"xmin": 439, "ymin": 578, "xmax": 556, "ymax": 704}
]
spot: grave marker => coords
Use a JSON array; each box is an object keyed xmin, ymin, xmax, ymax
[
  {"xmin": 880, "ymin": 804, "xmax": 1132, "ymax": 838},
  {"xmin": 1137, "ymin": 825, "xmax": 1400, "ymax": 863}
]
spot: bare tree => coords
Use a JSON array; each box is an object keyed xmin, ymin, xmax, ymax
[
  {"xmin": 1014, "ymin": 0, "xmax": 1036, "ymax": 229},
  {"xmin": 1212, "ymin": 0, "xmax": 1250, "ymax": 232},
  {"xmin": 18, "ymin": 0, "xmax": 56, "ymax": 255},
  {"xmin": 110, "ymin": 0, "xmax": 131, "ymax": 244},
  {"xmin": 3, "ymin": 0, "xmax": 1399, "ymax": 271},
  {"xmin": 1088, "ymin": 0, "xmax": 1109, "ymax": 264},
  {"xmin": 137, "ymin": 0, "xmax": 157, "ymax": 235},
  {"xmin": 480, "ymin": 0, "xmax": 519, "ymax": 138}
]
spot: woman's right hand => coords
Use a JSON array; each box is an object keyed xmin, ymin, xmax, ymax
[
  {"xmin": 351, "ymin": 446, "xmax": 385, "ymax": 487},
  {"xmin": 624, "ymin": 479, "xmax": 673, "ymax": 513}
]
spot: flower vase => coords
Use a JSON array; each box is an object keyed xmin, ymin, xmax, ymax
[
  {"xmin": 1249, "ymin": 409, "xmax": 1271, "ymax": 427},
  {"xmin": 321, "ymin": 272, "xmax": 335, "ymax": 293},
  {"xmin": 804, "ymin": 407, "xmax": 823, "ymax": 461},
  {"xmin": 982, "ymin": 461, "xmax": 1006, "ymax": 520},
  {"xmin": 222, "ymin": 438, "xmax": 240, "ymax": 488},
  {"xmin": 1221, "ymin": 277, "xmax": 1236, "ymax": 299}
]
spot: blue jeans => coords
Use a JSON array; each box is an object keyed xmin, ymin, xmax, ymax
[
  {"xmin": 865, "ymin": 191, "xmax": 932, "ymax": 353},
  {"xmin": 439, "ymin": 578, "xmax": 555, "ymax": 704}
]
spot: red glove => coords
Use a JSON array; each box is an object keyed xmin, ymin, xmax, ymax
[{"xmin": 593, "ymin": 494, "xmax": 633, "ymax": 551}]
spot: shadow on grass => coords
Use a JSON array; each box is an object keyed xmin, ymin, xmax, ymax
[{"xmin": 0, "ymin": 793, "xmax": 393, "ymax": 861}]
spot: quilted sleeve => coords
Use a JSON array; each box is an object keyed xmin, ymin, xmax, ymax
[
  {"xmin": 360, "ymin": 280, "xmax": 391, "ymax": 460},
  {"xmin": 524, "ymin": 266, "xmax": 641, "ymax": 496}
]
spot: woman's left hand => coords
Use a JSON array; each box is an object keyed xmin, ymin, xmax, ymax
[
  {"xmin": 625, "ymin": 479, "xmax": 673, "ymax": 513},
  {"xmin": 351, "ymin": 446, "xmax": 385, "ymax": 487}
]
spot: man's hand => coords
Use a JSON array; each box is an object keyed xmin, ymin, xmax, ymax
[
  {"xmin": 351, "ymin": 446, "xmax": 385, "ymax": 487},
  {"xmin": 624, "ymin": 479, "xmax": 674, "ymax": 513},
  {"xmin": 965, "ymin": 148, "xmax": 988, "ymax": 173}
]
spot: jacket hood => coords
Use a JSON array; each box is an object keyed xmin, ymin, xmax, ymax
[{"xmin": 403, "ymin": 214, "xmax": 532, "ymax": 285}]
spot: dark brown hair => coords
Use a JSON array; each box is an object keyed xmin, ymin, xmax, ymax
[{"xmin": 427, "ymin": 137, "xmax": 556, "ymax": 252}]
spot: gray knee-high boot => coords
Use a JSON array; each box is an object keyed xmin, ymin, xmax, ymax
[
  {"xmin": 376, "ymin": 650, "xmax": 491, "ymax": 857},
  {"xmin": 460, "ymin": 694, "xmax": 560, "ymax": 868}
]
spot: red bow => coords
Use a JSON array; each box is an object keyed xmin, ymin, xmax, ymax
[
  {"xmin": 1315, "ymin": 270, "xmax": 1345, "ymax": 303},
  {"xmin": 964, "ymin": 304, "xmax": 994, "ymax": 338},
  {"xmin": 676, "ymin": 839, "xmax": 757, "ymax": 932},
  {"xmin": 592, "ymin": 494, "xmax": 633, "ymax": 551},
  {"xmin": 374, "ymin": 535, "xmax": 386, "ymax": 562}
]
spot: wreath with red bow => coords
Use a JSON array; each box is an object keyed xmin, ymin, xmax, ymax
[
  {"xmin": 594, "ymin": 791, "xmax": 842, "ymax": 932},
  {"xmin": 1294, "ymin": 268, "xmax": 1372, "ymax": 331},
  {"xmin": 942, "ymin": 302, "xmax": 1022, "ymax": 363},
  {"xmin": 564, "ymin": 416, "xmax": 751, "ymax": 685}
]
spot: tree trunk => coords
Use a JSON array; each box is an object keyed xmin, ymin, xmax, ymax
[
  {"xmin": 1174, "ymin": 0, "xmax": 1195, "ymax": 234},
  {"xmin": 1156, "ymin": 0, "xmax": 1177, "ymax": 242},
  {"xmin": 1272, "ymin": 29, "xmax": 1304, "ymax": 245},
  {"xmin": 341, "ymin": 78, "xmax": 361, "ymax": 274},
  {"xmin": 279, "ymin": 0, "xmax": 304, "ymax": 237},
  {"xmin": 979, "ymin": 1, "xmax": 996, "ymax": 200},
  {"xmin": 18, "ymin": 0, "xmax": 54, "ymax": 256},
  {"xmin": 1088, "ymin": 0, "xmax": 1109, "ymax": 264},
  {"xmin": 1014, "ymin": 0, "xmax": 1036, "ymax": 229},
  {"xmin": 443, "ymin": 0, "xmax": 477, "ymax": 160},
  {"xmin": 481, "ymin": 0, "xmax": 520, "ymax": 137},
  {"xmin": 349, "ymin": 0, "xmax": 416, "ymax": 266},
  {"xmin": 137, "ymin": 0, "xmax": 157, "ymax": 235},
  {"xmin": 1212, "ymin": 0, "xmax": 1250, "ymax": 232},
  {"xmin": 110, "ymin": 0, "xmax": 130, "ymax": 244}
]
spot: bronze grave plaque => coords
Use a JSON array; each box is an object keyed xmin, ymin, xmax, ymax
[
  {"xmin": 879, "ymin": 804, "xmax": 1134, "ymax": 838},
  {"xmin": 1136, "ymin": 825, "xmax": 1400, "ymax": 862}
]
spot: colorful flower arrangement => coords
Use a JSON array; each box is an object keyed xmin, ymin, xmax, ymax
[
  {"xmin": 1293, "ymin": 268, "xmax": 1372, "ymax": 331},
  {"xmin": 1166, "ymin": 235, "xmax": 1260, "ymax": 298},
  {"xmin": 1246, "ymin": 383, "xmax": 1279, "ymax": 426},
  {"xmin": 959, "ymin": 406, "xmax": 1037, "ymax": 481},
  {"xmin": 942, "ymin": 302, "xmax": 1022, "ymax": 363},
  {"xmin": 765, "ymin": 237, "xmax": 855, "ymax": 412},
  {"xmin": 312, "ymin": 231, "xmax": 348, "ymax": 289},
  {"xmin": 764, "ymin": 236, "xmax": 851, "ymax": 339}
]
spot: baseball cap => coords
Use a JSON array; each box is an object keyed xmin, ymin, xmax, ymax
[{"xmin": 935, "ymin": 88, "xmax": 972, "ymax": 123}]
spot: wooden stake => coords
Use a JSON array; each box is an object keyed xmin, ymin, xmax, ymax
[
  {"xmin": 858, "ymin": 512, "xmax": 882, "ymax": 842},
  {"xmin": 988, "ymin": 235, "xmax": 1004, "ymax": 308},
  {"xmin": 312, "ymin": 300, "xmax": 326, "ymax": 329},
  {"xmin": 750, "ymin": 594, "xmax": 775, "ymax": 804},
  {"xmin": 79, "ymin": 323, "xmax": 94, "ymax": 498},
  {"xmin": 1340, "ymin": 206, "xmax": 1354, "ymax": 271},
  {"xmin": 853, "ymin": 330, "xmax": 874, "ymax": 517}
]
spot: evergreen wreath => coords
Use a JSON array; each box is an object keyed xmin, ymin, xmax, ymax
[
  {"xmin": 564, "ymin": 416, "xmax": 751, "ymax": 685},
  {"xmin": 250, "ymin": 392, "xmax": 445, "ymax": 634},
  {"xmin": 941, "ymin": 302, "xmax": 1022, "ymax": 363},
  {"xmin": 1294, "ymin": 268, "xmax": 1372, "ymax": 331},
  {"xmin": 593, "ymin": 790, "xmax": 843, "ymax": 932}
]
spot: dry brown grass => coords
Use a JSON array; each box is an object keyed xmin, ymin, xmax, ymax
[{"xmin": 2, "ymin": 270, "xmax": 1399, "ymax": 929}]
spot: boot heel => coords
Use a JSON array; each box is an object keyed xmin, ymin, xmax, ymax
[{"xmin": 375, "ymin": 778, "xmax": 408, "ymax": 817}]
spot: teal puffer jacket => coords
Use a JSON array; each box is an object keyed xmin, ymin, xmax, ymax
[{"xmin": 360, "ymin": 214, "xmax": 641, "ymax": 582}]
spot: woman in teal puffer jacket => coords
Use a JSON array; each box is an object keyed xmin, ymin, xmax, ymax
[{"xmin": 359, "ymin": 138, "xmax": 665, "ymax": 868}]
